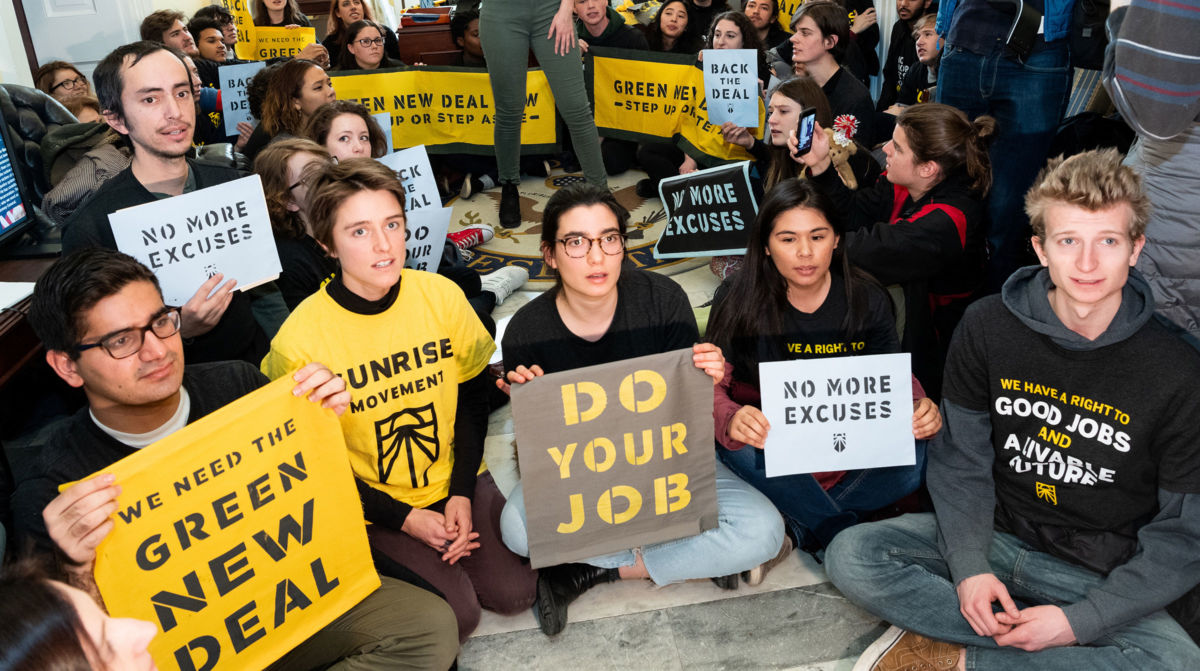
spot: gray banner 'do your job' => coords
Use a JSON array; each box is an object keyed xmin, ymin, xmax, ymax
[{"xmin": 511, "ymin": 348, "xmax": 718, "ymax": 569}]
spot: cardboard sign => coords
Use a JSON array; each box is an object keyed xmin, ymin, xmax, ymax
[
  {"xmin": 371, "ymin": 112, "xmax": 393, "ymax": 154},
  {"xmin": 377, "ymin": 146, "xmax": 439, "ymax": 213},
  {"xmin": 223, "ymin": 0, "xmax": 257, "ymax": 61},
  {"xmin": 588, "ymin": 47, "xmax": 764, "ymax": 167},
  {"xmin": 253, "ymin": 26, "xmax": 317, "ymax": 60},
  {"xmin": 90, "ymin": 375, "xmax": 379, "ymax": 671},
  {"xmin": 653, "ymin": 161, "xmax": 758, "ymax": 259},
  {"xmin": 331, "ymin": 67, "xmax": 558, "ymax": 155},
  {"xmin": 511, "ymin": 349, "xmax": 719, "ymax": 568},
  {"xmin": 702, "ymin": 49, "xmax": 759, "ymax": 127},
  {"xmin": 403, "ymin": 207, "xmax": 451, "ymax": 272},
  {"xmin": 760, "ymin": 353, "xmax": 915, "ymax": 477},
  {"xmin": 220, "ymin": 61, "xmax": 266, "ymax": 136},
  {"xmin": 108, "ymin": 175, "xmax": 282, "ymax": 306}
]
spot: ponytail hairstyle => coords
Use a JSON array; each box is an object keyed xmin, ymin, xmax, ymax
[
  {"xmin": 707, "ymin": 180, "xmax": 887, "ymax": 386},
  {"xmin": 764, "ymin": 76, "xmax": 832, "ymax": 190},
  {"xmin": 896, "ymin": 103, "xmax": 996, "ymax": 195},
  {"xmin": 706, "ymin": 11, "xmax": 764, "ymax": 52}
]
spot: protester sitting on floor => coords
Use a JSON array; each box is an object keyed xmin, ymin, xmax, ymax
[
  {"xmin": 255, "ymin": 138, "xmax": 338, "ymax": 310},
  {"xmin": 34, "ymin": 60, "xmax": 92, "ymax": 104},
  {"xmin": 193, "ymin": 3, "xmax": 238, "ymax": 58},
  {"xmin": 642, "ymin": 0, "xmax": 703, "ymax": 54},
  {"xmin": 826, "ymin": 149, "xmax": 1200, "ymax": 671},
  {"xmin": 787, "ymin": 1, "xmax": 876, "ymax": 146},
  {"xmin": 793, "ymin": 103, "xmax": 992, "ymax": 399},
  {"xmin": 635, "ymin": 11, "xmax": 768, "ymax": 197},
  {"xmin": 321, "ymin": 0, "xmax": 402, "ymax": 64},
  {"xmin": 63, "ymin": 41, "xmax": 268, "ymax": 365},
  {"xmin": 255, "ymin": 0, "xmax": 311, "ymax": 27},
  {"xmin": 0, "ymin": 561, "xmax": 158, "ymax": 670},
  {"xmin": 305, "ymin": 99, "xmax": 389, "ymax": 161},
  {"xmin": 706, "ymin": 179, "xmax": 939, "ymax": 555},
  {"xmin": 334, "ymin": 19, "xmax": 406, "ymax": 71},
  {"xmin": 262, "ymin": 159, "xmax": 538, "ymax": 641},
  {"xmin": 496, "ymin": 182, "xmax": 787, "ymax": 637},
  {"xmin": 11, "ymin": 248, "xmax": 460, "ymax": 670},
  {"xmin": 243, "ymin": 58, "xmax": 335, "ymax": 163}
]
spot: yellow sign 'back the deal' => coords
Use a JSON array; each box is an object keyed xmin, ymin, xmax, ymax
[{"xmin": 91, "ymin": 375, "xmax": 378, "ymax": 671}]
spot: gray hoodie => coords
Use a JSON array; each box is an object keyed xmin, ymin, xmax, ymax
[{"xmin": 929, "ymin": 265, "xmax": 1200, "ymax": 645}]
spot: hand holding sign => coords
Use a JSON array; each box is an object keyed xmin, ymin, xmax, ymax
[
  {"xmin": 496, "ymin": 363, "xmax": 546, "ymax": 396},
  {"xmin": 180, "ymin": 273, "xmax": 237, "ymax": 339},
  {"xmin": 44, "ymin": 473, "xmax": 120, "ymax": 568}
]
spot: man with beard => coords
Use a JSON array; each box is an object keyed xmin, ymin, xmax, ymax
[{"xmin": 877, "ymin": 0, "xmax": 931, "ymax": 111}]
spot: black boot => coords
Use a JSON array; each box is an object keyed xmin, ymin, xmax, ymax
[
  {"xmin": 533, "ymin": 563, "xmax": 619, "ymax": 636},
  {"xmin": 499, "ymin": 182, "xmax": 521, "ymax": 229}
]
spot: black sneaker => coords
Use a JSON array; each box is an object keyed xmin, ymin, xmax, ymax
[
  {"xmin": 635, "ymin": 178, "xmax": 658, "ymax": 199},
  {"xmin": 532, "ymin": 564, "xmax": 619, "ymax": 636}
]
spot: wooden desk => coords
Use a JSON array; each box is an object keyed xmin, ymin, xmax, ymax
[{"xmin": 0, "ymin": 258, "xmax": 52, "ymax": 390}]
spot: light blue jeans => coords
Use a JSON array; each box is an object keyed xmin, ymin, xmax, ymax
[
  {"xmin": 500, "ymin": 460, "xmax": 785, "ymax": 584},
  {"xmin": 826, "ymin": 513, "xmax": 1200, "ymax": 670}
]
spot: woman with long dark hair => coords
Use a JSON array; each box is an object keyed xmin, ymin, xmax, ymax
[
  {"xmin": 253, "ymin": 0, "xmax": 310, "ymax": 26},
  {"xmin": 242, "ymin": 58, "xmax": 336, "ymax": 162},
  {"xmin": 642, "ymin": 0, "xmax": 703, "ymax": 53},
  {"xmin": 706, "ymin": 179, "xmax": 940, "ymax": 553},
  {"xmin": 793, "ymin": 103, "xmax": 994, "ymax": 398}
]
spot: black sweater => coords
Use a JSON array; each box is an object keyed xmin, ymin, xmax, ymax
[{"xmin": 62, "ymin": 160, "xmax": 268, "ymax": 365}]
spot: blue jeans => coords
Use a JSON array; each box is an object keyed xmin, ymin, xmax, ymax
[
  {"xmin": 936, "ymin": 42, "xmax": 1070, "ymax": 292},
  {"xmin": 718, "ymin": 440, "xmax": 927, "ymax": 550},
  {"xmin": 826, "ymin": 513, "xmax": 1200, "ymax": 670},
  {"xmin": 500, "ymin": 460, "xmax": 785, "ymax": 584}
]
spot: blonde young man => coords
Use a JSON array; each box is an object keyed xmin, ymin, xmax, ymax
[{"xmin": 827, "ymin": 149, "xmax": 1200, "ymax": 670}]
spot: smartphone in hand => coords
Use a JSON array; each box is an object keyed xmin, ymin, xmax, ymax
[{"xmin": 793, "ymin": 107, "xmax": 817, "ymax": 158}]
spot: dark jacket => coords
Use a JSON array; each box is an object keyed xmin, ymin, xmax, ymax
[
  {"xmin": 577, "ymin": 7, "xmax": 650, "ymax": 50},
  {"xmin": 811, "ymin": 166, "xmax": 987, "ymax": 398},
  {"xmin": 62, "ymin": 159, "xmax": 268, "ymax": 365}
]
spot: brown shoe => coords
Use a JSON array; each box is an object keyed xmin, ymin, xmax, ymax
[
  {"xmin": 742, "ymin": 531, "xmax": 795, "ymax": 586},
  {"xmin": 853, "ymin": 626, "xmax": 961, "ymax": 671}
]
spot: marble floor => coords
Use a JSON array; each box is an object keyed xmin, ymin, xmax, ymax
[{"xmin": 460, "ymin": 266, "xmax": 887, "ymax": 670}]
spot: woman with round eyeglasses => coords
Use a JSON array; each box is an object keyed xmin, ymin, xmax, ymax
[
  {"xmin": 34, "ymin": 61, "xmax": 92, "ymax": 104},
  {"xmin": 322, "ymin": 0, "xmax": 401, "ymax": 62},
  {"xmin": 496, "ymin": 182, "xmax": 786, "ymax": 637},
  {"xmin": 335, "ymin": 19, "xmax": 403, "ymax": 71}
]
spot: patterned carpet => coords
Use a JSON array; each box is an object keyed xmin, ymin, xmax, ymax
[{"xmin": 447, "ymin": 169, "xmax": 708, "ymax": 282}]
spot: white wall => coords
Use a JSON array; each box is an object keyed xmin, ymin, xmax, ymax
[{"xmin": 0, "ymin": 2, "xmax": 34, "ymax": 86}]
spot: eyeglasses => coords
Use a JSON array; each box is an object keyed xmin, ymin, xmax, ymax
[
  {"xmin": 76, "ymin": 309, "xmax": 182, "ymax": 359},
  {"xmin": 557, "ymin": 233, "xmax": 626, "ymax": 258},
  {"xmin": 355, "ymin": 37, "xmax": 385, "ymax": 47},
  {"xmin": 51, "ymin": 76, "xmax": 87, "ymax": 93}
]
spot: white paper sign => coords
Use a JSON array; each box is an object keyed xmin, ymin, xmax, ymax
[
  {"xmin": 404, "ymin": 206, "xmax": 450, "ymax": 273},
  {"xmin": 108, "ymin": 175, "xmax": 282, "ymax": 306},
  {"xmin": 377, "ymin": 146, "xmax": 439, "ymax": 213},
  {"xmin": 372, "ymin": 112, "xmax": 393, "ymax": 155},
  {"xmin": 219, "ymin": 61, "xmax": 266, "ymax": 136},
  {"xmin": 703, "ymin": 49, "xmax": 759, "ymax": 127},
  {"xmin": 760, "ymin": 353, "xmax": 914, "ymax": 477}
]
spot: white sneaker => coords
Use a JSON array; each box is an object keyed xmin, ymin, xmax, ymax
[{"xmin": 480, "ymin": 266, "xmax": 528, "ymax": 306}]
